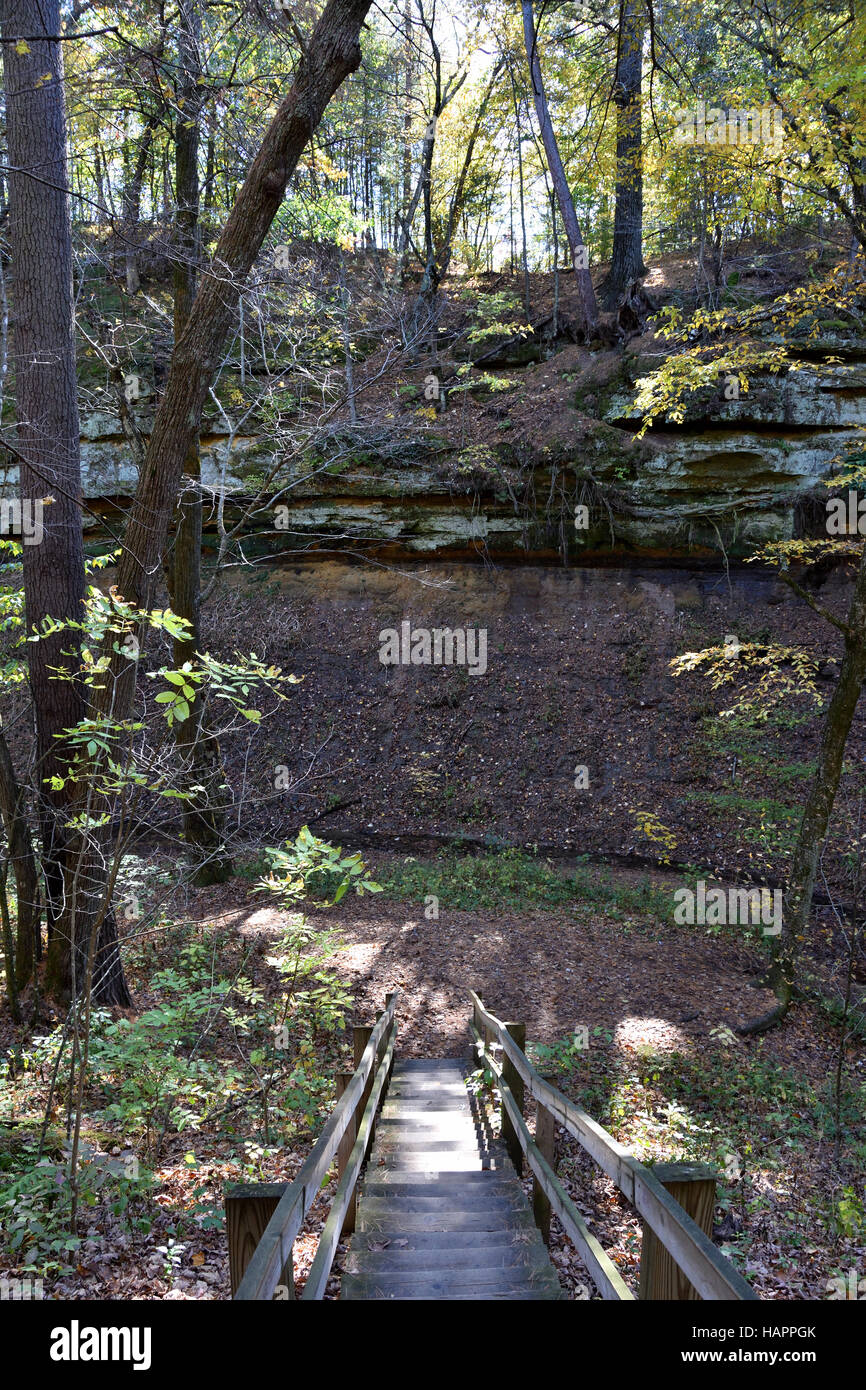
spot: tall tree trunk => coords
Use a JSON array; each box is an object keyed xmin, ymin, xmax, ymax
[
  {"xmin": 509, "ymin": 62, "xmax": 530, "ymax": 319},
  {"xmin": 739, "ymin": 545, "xmax": 866, "ymax": 1033},
  {"xmin": 0, "ymin": 728, "xmax": 39, "ymax": 986},
  {"xmin": 166, "ymin": 0, "xmax": 232, "ymax": 884},
  {"xmin": 436, "ymin": 60, "xmax": 503, "ymax": 285},
  {"xmin": 394, "ymin": 0, "xmax": 413, "ymax": 277},
  {"xmin": 203, "ymin": 130, "xmax": 216, "ymax": 222},
  {"xmin": 600, "ymin": 0, "xmax": 646, "ymax": 307},
  {"xmin": 521, "ymin": 0, "xmax": 597, "ymax": 332},
  {"xmin": 122, "ymin": 118, "xmax": 157, "ymax": 297},
  {"xmin": 1, "ymin": 0, "xmax": 129, "ymax": 1004}
]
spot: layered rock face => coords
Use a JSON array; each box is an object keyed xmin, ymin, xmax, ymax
[
  {"xmin": 589, "ymin": 343, "xmax": 866, "ymax": 556},
  {"xmin": 3, "ymin": 336, "xmax": 863, "ymax": 564}
]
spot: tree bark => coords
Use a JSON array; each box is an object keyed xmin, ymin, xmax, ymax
[
  {"xmin": 122, "ymin": 118, "xmax": 157, "ymax": 297},
  {"xmin": 0, "ymin": 727, "xmax": 39, "ymax": 986},
  {"xmin": 436, "ymin": 60, "xmax": 503, "ymax": 285},
  {"xmin": 521, "ymin": 0, "xmax": 597, "ymax": 332},
  {"xmin": 600, "ymin": 0, "xmax": 646, "ymax": 307},
  {"xmin": 105, "ymin": 0, "xmax": 373, "ymax": 647},
  {"xmin": 2, "ymin": 0, "xmax": 129, "ymax": 1002}
]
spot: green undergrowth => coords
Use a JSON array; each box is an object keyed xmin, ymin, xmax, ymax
[
  {"xmin": 528, "ymin": 1030, "xmax": 866, "ymax": 1280},
  {"xmin": 380, "ymin": 846, "xmax": 687, "ymax": 925}
]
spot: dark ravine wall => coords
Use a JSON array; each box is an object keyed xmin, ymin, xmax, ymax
[{"xmin": 200, "ymin": 558, "xmax": 862, "ymax": 895}]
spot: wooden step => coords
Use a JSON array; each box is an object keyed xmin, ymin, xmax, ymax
[
  {"xmin": 357, "ymin": 1206, "xmax": 537, "ymax": 1234},
  {"xmin": 341, "ymin": 1269, "xmax": 563, "ymax": 1300},
  {"xmin": 345, "ymin": 1243, "xmax": 553, "ymax": 1275},
  {"xmin": 362, "ymin": 1177, "xmax": 518, "ymax": 1197},
  {"xmin": 347, "ymin": 1234, "xmax": 542, "ymax": 1256}
]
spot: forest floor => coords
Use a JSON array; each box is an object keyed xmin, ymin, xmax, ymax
[
  {"xmin": 2, "ymin": 850, "xmax": 862, "ymax": 1302},
  {"xmin": 195, "ymin": 554, "xmax": 866, "ymax": 998}
]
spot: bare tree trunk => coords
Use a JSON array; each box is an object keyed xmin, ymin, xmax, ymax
[
  {"xmin": 165, "ymin": 0, "xmax": 232, "ymax": 885},
  {"xmin": 436, "ymin": 59, "xmax": 503, "ymax": 285},
  {"xmin": 338, "ymin": 250, "xmax": 358, "ymax": 424},
  {"xmin": 122, "ymin": 118, "xmax": 157, "ymax": 297},
  {"xmin": 509, "ymin": 63, "xmax": 531, "ymax": 319},
  {"xmin": 739, "ymin": 545, "xmax": 866, "ymax": 1033},
  {"xmin": 1, "ymin": 0, "xmax": 129, "ymax": 1004},
  {"xmin": 0, "ymin": 728, "xmax": 39, "ymax": 986},
  {"xmin": 600, "ymin": 0, "xmax": 646, "ymax": 307},
  {"xmin": 521, "ymin": 0, "xmax": 597, "ymax": 332},
  {"xmin": 393, "ymin": 0, "xmax": 414, "ymax": 279}
]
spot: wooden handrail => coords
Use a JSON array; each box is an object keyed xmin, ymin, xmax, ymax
[
  {"xmin": 470, "ymin": 989, "xmax": 757, "ymax": 1302},
  {"xmin": 471, "ymin": 1019, "xmax": 634, "ymax": 1301},
  {"xmin": 234, "ymin": 992, "xmax": 399, "ymax": 1300},
  {"xmin": 300, "ymin": 1020, "xmax": 397, "ymax": 1299}
]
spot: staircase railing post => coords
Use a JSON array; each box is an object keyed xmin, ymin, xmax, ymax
[
  {"xmin": 501, "ymin": 1021, "xmax": 526, "ymax": 1175},
  {"xmin": 225, "ymin": 1182, "xmax": 294, "ymax": 1297},
  {"xmin": 353, "ymin": 1022, "xmax": 375, "ymax": 1159},
  {"xmin": 533, "ymin": 1080, "xmax": 557, "ymax": 1245},
  {"xmin": 638, "ymin": 1162, "xmax": 718, "ymax": 1300},
  {"xmin": 335, "ymin": 1071, "xmax": 357, "ymax": 1237},
  {"xmin": 385, "ymin": 992, "xmax": 396, "ymax": 1085}
]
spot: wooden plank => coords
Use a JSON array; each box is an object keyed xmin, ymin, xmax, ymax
[
  {"xmin": 533, "ymin": 1088, "xmax": 556, "ymax": 1246},
  {"xmin": 501, "ymin": 1021, "xmax": 526, "ymax": 1175},
  {"xmin": 354, "ymin": 1194, "xmax": 524, "ymax": 1215},
  {"xmin": 370, "ymin": 1158, "xmax": 489, "ymax": 1172},
  {"xmin": 365, "ymin": 1170, "xmax": 513, "ymax": 1187},
  {"xmin": 342, "ymin": 1280, "xmax": 563, "ymax": 1301},
  {"xmin": 354, "ymin": 1022, "xmax": 375, "ymax": 1160},
  {"xmin": 498, "ymin": 1075, "xmax": 635, "ymax": 1302},
  {"xmin": 350, "ymin": 1229, "xmax": 536, "ymax": 1252},
  {"xmin": 300, "ymin": 1024, "xmax": 397, "ymax": 1300},
  {"xmin": 345, "ymin": 1245, "xmax": 553, "ymax": 1274},
  {"xmin": 363, "ymin": 1178, "xmax": 518, "ymax": 1197},
  {"xmin": 639, "ymin": 1162, "xmax": 719, "ymax": 1301},
  {"xmin": 469, "ymin": 993, "xmax": 757, "ymax": 1302},
  {"xmin": 340, "ymin": 1267, "xmax": 562, "ymax": 1298},
  {"xmin": 235, "ymin": 993, "xmax": 398, "ymax": 1300},
  {"xmin": 225, "ymin": 1183, "xmax": 294, "ymax": 1298},
  {"xmin": 357, "ymin": 1208, "xmax": 537, "ymax": 1234},
  {"xmin": 393, "ymin": 1058, "xmax": 465, "ymax": 1070},
  {"xmin": 335, "ymin": 1071, "xmax": 357, "ymax": 1237}
]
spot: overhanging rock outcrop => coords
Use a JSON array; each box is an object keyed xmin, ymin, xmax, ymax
[{"xmin": 2, "ymin": 337, "xmax": 863, "ymax": 565}]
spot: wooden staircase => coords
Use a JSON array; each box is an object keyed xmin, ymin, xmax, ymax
[
  {"xmin": 230, "ymin": 992, "xmax": 756, "ymax": 1302},
  {"xmin": 341, "ymin": 1058, "xmax": 564, "ymax": 1300}
]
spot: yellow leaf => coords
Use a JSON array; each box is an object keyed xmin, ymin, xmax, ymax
[{"xmin": 15, "ymin": 39, "xmax": 30, "ymax": 54}]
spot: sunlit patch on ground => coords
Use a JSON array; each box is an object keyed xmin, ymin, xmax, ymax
[{"xmin": 613, "ymin": 1015, "xmax": 691, "ymax": 1054}]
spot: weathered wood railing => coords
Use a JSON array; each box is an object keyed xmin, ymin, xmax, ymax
[
  {"xmin": 469, "ymin": 990, "xmax": 757, "ymax": 1302},
  {"xmin": 228, "ymin": 991, "xmax": 398, "ymax": 1300}
]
